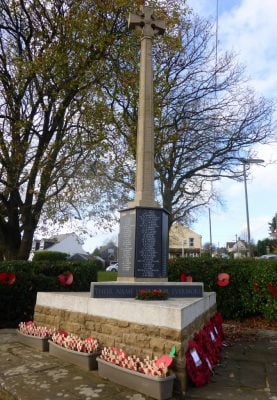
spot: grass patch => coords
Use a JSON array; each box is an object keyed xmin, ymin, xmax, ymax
[{"xmin": 97, "ymin": 271, "xmax": 117, "ymax": 282}]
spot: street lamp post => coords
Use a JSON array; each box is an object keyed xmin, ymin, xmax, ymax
[{"xmin": 240, "ymin": 158, "xmax": 264, "ymax": 256}]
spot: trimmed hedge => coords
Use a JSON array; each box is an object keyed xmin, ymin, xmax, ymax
[
  {"xmin": 33, "ymin": 250, "xmax": 69, "ymax": 261},
  {"xmin": 168, "ymin": 257, "xmax": 277, "ymax": 321},
  {"xmin": 0, "ymin": 259, "xmax": 102, "ymax": 328}
]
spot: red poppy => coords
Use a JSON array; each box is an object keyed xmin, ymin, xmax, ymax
[
  {"xmin": 84, "ymin": 336, "xmax": 95, "ymax": 342},
  {"xmin": 58, "ymin": 272, "xmax": 73, "ymax": 286},
  {"xmin": 217, "ymin": 273, "xmax": 230, "ymax": 287},
  {"xmin": 180, "ymin": 273, "xmax": 193, "ymax": 282},
  {"xmin": 112, "ymin": 347, "xmax": 126, "ymax": 357},
  {"xmin": 152, "ymin": 289, "xmax": 161, "ymax": 294},
  {"xmin": 267, "ymin": 282, "xmax": 277, "ymax": 296},
  {"xmin": 155, "ymin": 354, "xmax": 173, "ymax": 368},
  {"xmin": 0, "ymin": 272, "xmax": 16, "ymax": 284},
  {"xmin": 58, "ymin": 329, "xmax": 68, "ymax": 337}
]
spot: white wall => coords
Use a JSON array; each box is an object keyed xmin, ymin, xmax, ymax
[{"xmin": 48, "ymin": 235, "xmax": 87, "ymax": 256}]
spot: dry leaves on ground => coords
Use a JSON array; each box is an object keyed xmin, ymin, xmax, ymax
[{"xmin": 223, "ymin": 317, "xmax": 277, "ymax": 343}]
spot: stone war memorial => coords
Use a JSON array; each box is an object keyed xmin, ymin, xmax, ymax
[{"xmin": 34, "ymin": 5, "xmax": 216, "ymax": 397}]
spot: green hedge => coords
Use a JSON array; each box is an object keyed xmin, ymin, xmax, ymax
[
  {"xmin": 33, "ymin": 250, "xmax": 69, "ymax": 261},
  {"xmin": 168, "ymin": 258, "xmax": 277, "ymax": 320},
  {"xmin": 0, "ymin": 259, "xmax": 102, "ymax": 328}
]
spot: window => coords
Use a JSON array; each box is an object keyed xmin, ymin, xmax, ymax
[{"xmin": 189, "ymin": 238, "xmax": 194, "ymax": 247}]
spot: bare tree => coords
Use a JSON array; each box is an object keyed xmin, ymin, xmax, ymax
[{"xmin": 99, "ymin": 13, "xmax": 274, "ymax": 226}]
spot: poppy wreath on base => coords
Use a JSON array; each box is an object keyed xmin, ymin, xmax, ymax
[
  {"xmin": 205, "ymin": 321, "xmax": 222, "ymax": 350},
  {"xmin": 193, "ymin": 331, "xmax": 217, "ymax": 369},
  {"xmin": 211, "ymin": 312, "xmax": 224, "ymax": 341},
  {"xmin": 203, "ymin": 323, "xmax": 221, "ymax": 363},
  {"xmin": 185, "ymin": 339, "xmax": 211, "ymax": 387}
]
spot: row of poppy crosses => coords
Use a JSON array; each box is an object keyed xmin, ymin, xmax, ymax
[{"xmin": 0, "ymin": 271, "xmax": 276, "ymax": 296}]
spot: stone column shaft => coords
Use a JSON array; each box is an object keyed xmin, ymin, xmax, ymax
[{"xmin": 132, "ymin": 35, "xmax": 156, "ymax": 207}]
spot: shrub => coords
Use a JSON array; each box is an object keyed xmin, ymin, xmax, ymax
[
  {"xmin": 0, "ymin": 259, "xmax": 102, "ymax": 328},
  {"xmin": 33, "ymin": 250, "xmax": 69, "ymax": 261},
  {"xmin": 168, "ymin": 257, "xmax": 277, "ymax": 320}
]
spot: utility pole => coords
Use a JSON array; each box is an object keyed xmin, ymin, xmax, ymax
[
  {"xmin": 209, "ymin": 208, "xmax": 213, "ymax": 256},
  {"xmin": 240, "ymin": 158, "xmax": 264, "ymax": 256}
]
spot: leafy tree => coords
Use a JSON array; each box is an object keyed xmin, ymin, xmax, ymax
[
  {"xmin": 202, "ymin": 242, "xmax": 216, "ymax": 254},
  {"xmin": 0, "ymin": 0, "xmax": 147, "ymax": 260},
  {"xmin": 256, "ymin": 238, "xmax": 277, "ymax": 256},
  {"xmin": 269, "ymin": 215, "xmax": 277, "ymax": 238}
]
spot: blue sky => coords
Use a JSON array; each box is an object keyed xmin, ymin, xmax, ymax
[
  {"xmin": 83, "ymin": 0, "xmax": 277, "ymax": 251},
  {"xmin": 187, "ymin": 0, "xmax": 277, "ymax": 247}
]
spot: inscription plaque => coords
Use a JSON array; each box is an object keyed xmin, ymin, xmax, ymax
[
  {"xmin": 161, "ymin": 212, "xmax": 168, "ymax": 277},
  {"xmin": 135, "ymin": 208, "xmax": 163, "ymax": 278},
  {"xmin": 91, "ymin": 284, "xmax": 203, "ymax": 298},
  {"xmin": 118, "ymin": 206, "xmax": 169, "ymax": 279},
  {"xmin": 118, "ymin": 210, "xmax": 136, "ymax": 277}
]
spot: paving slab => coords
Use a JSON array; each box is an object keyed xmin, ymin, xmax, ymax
[
  {"xmin": 1, "ymin": 330, "xmax": 277, "ymax": 400},
  {"xmin": 186, "ymin": 334, "xmax": 277, "ymax": 400},
  {"xmin": 0, "ymin": 331, "xmax": 155, "ymax": 400}
]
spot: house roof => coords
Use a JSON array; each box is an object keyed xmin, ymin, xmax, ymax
[{"xmin": 43, "ymin": 233, "xmax": 74, "ymax": 242}]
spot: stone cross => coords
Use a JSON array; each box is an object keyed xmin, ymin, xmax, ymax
[{"xmin": 128, "ymin": 6, "xmax": 165, "ymax": 208}]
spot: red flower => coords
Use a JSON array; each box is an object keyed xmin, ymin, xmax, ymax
[
  {"xmin": 155, "ymin": 354, "xmax": 173, "ymax": 368},
  {"xmin": 0, "ymin": 272, "xmax": 16, "ymax": 284},
  {"xmin": 180, "ymin": 273, "xmax": 193, "ymax": 282},
  {"xmin": 267, "ymin": 282, "xmax": 277, "ymax": 296},
  {"xmin": 84, "ymin": 336, "xmax": 95, "ymax": 342},
  {"xmin": 58, "ymin": 272, "xmax": 73, "ymax": 286},
  {"xmin": 152, "ymin": 289, "xmax": 161, "ymax": 294},
  {"xmin": 25, "ymin": 321, "xmax": 34, "ymax": 326},
  {"xmin": 139, "ymin": 289, "xmax": 147, "ymax": 294},
  {"xmin": 217, "ymin": 273, "xmax": 230, "ymax": 287},
  {"xmin": 58, "ymin": 329, "xmax": 68, "ymax": 337}
]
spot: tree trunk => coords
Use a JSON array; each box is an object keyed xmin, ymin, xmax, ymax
[
  {"xmin": 3, "ymin": 226, "xmax": 22, "ymax": 260},
  {"xmin": 19, "ymin": 228, "xmax": 36, "ymax": 260}
]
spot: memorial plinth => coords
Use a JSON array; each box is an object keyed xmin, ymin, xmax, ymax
[
  {"xmin": 117, "ymin": 206, "xmax": 169, "ymax": 282},
  {"xmin": 34, "ymin": 291, "xmax": 217, "ymax": 396}
]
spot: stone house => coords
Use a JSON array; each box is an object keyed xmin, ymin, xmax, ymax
[
  {"xmin": 169, "ymin": 224, "xmax": 202, "ymax": 258},
  {"xmin": 226, "ymin": 239, "xmax": 248, "ymax": 257},
  {"xmin": 99, "ymin": 242, "xmax": 118, "ymax": 267}
]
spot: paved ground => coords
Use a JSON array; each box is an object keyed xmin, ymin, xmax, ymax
[{"xmin": 0, "ymin": 329, "xmax": 276, "ymax": 400}]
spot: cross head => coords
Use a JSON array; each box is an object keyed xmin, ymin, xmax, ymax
[{"xmin": 128, "ymin": 5, "xmax": 165, "ymax": 37}]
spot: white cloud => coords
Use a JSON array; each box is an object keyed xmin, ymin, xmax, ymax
[{"xmin": 219, "ymin": 0, "xmax": 277, "ymax": 97}]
